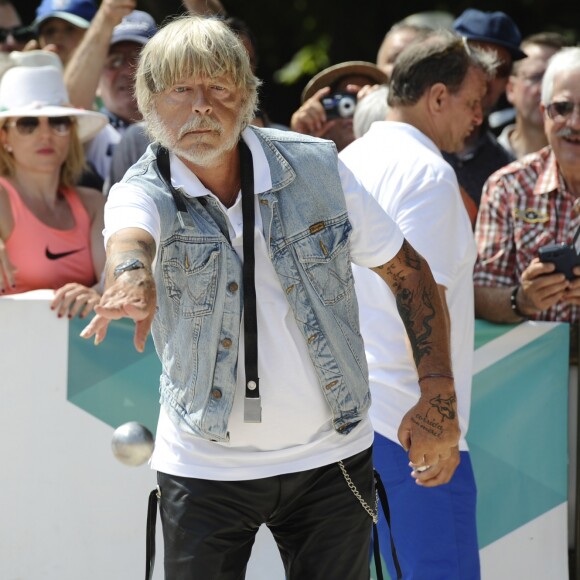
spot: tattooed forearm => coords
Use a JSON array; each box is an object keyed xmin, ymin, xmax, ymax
[
  {"xmin": 372, "ymin": 240, "xmax": 444, "ymax": 368},
  {"xmin": 397, "ymin": 285, "xmax": 436, "ymax": 366},
  {"xmin": 104, "ymin": 231, "xmax": 156, "ymax": 282}
]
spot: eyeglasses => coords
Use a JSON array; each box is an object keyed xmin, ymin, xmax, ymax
[
  {"xmin": 5, "ymin": 117, "xmax": 74, "ymax": 136},
  {"xmin": 546, "ymin": 101, "xmax": 580, "ymax": 121},
  {"xmin": 0, "ymin": 26, "xmax": 35, "ymax": 44}
]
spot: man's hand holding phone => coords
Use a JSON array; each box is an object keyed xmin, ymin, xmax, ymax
[
  {"xmin": 514, "ymin": 257, "xmax": 569, "ymax": 316},
  {"xmin": 537, "ymin": 243, "xmax": 580, "ymax": 306}
]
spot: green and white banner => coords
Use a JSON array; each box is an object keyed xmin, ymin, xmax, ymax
[{"xmin": 0, "ymin": 293, "xmax": 571, "ymax": 579}]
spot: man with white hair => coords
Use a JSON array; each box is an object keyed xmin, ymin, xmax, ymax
[
  {"xmin": 475, "ymin": 46, "xmax": 580, "ymax": 325},
  {"xmin": 82, "ymin": 15, "xmax": 460, "ymax": 579},
  {"xmin": 474, "ymin": 44, "xmax": 580, "ymax": 558}
]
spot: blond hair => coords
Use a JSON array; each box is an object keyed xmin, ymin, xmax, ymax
[{"xmin": 135, "ymin": 16, "xmax": 261, "ymax": 136}]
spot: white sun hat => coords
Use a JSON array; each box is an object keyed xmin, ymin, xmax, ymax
[
  {"xmin": 9, "ymin": 50, "xmax": 64, "ymax": 71},
  {"xmin": 0, "ymin": 65, "xmax": 108, "ymax": 143}
]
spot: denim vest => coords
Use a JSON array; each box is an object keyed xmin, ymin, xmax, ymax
[{"xmin": 122, "ymin": 127, "xmax": 369, "ymax": 442}]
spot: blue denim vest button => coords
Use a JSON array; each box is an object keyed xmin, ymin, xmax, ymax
[
  {"xmin": 228, "ymin": 282, "xmax": 239, "ymax": 292},
  {"xmin": 211, "ymin": 389, "xmax": 222, "ymax": 399},
  {"xmin": 222, "ymin": 338, "xmax": 233, "ymax": 348}
]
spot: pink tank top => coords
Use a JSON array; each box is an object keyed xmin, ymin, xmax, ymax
[{"xmin": 2, "ymin": 177, "xmax": 96, "ymax": 293}]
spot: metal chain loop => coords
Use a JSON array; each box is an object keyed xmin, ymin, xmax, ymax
[{"xmin": 338, "ymin": 460, "xmax": 379, "ymax": 524}]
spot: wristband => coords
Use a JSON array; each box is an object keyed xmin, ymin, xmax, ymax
[
  {"xmin": 510, "ymin": 285, "xmax": 527, "ymax": 319},
  {"xmin": 418, "ymin": 373, "xmax": 454, "ymax": 384},
  {"xmin": 114, "ymin": 258, "xmax": 145, "ymax": 279}
]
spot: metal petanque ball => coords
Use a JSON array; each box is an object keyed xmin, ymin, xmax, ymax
[{"xmin": 111, "ymin": 422, "xmax": 155, "ymax": 467}]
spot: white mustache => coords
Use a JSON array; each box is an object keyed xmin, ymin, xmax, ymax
[
  {"xmin": 556, "ymin": 127, "xmax": 580, "ymax": 138},
  {"xmin": 178, "ymin": 118, "xmax": 223, "ymax": 138}
]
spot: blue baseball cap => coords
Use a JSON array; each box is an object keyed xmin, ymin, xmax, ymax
[
  {"xmin": 35, "ymin": 0, "xmax": 97, "ymax": 30},
  {"xmin": 110, "ymin": 10, "xmax": 157, "ymax": 46},
  {"xmin": 453, "ymin": 9, "xmax": 527, "ymax": 61}
]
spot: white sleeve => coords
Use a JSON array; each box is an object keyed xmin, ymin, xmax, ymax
[
  {"xmin": 338, "ymin": 159, "xmax": 404, "ymax": 267},
  {"xmin": 104, "ymin": 182, "xmax": 161, "ymax": 262}
]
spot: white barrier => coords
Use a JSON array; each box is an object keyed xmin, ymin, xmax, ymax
[{"xmin": 0, "ymin": 292, "xmax": 570, "ymax": 579}]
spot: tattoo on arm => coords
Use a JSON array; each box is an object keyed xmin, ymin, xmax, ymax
[
  {"xmin": 383, "ymin": 241, "xmax": 436, "ymax": 366},
  {"xmin": 410, "ymin": 393, "xmax": 457, "ymax": 438},
  {"xmin": 105, "ymin": 238, "xmax": 156, "ymax": 281}
]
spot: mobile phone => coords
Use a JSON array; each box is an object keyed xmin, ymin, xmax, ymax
[{"xmin": 538, "ymin": 242, "xmax": 580, "ymax": 280}]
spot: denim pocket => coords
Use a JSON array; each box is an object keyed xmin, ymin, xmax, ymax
[
  {"xmin": 161, "ymin": 236, "xmax": 220, "ymax": 318},
  {"xmin": 293, "ymin": 219, "xmax": 354, "ymax": 305}
]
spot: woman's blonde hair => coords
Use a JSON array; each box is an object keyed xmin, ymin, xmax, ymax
[
  {"xmin": 0, "ymin": 119, "xmax": 86, "ymax": 189},
  {"xmin": 135, "ymin": 15, "xmax": 261, "ymax": 137}
]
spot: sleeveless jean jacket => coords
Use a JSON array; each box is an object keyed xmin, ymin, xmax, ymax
[{"xmin": 121, "ymin": 127, "xmax": 370, "ymax": 442}]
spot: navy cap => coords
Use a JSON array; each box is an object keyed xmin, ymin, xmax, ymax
[
  {"xmin": 453, "ymin": 9, "xmax": 527, "ymax": 61},
  {"xmin": 110, "ymin": 10, "xmax": 157, "ymax": 46},
  {"xmin": 35, "ymin": 0, "xmax": 97, "ymax": 30}
]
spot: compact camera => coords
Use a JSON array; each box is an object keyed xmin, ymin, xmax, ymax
[
  {"xmin": 321, "ymin": 92, "xmax": 357, "ymax": 119},
  {"xmin": 538, "ymin": 242, "xmax": 580, "ymax": 280}
]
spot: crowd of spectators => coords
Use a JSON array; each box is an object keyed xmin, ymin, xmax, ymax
[{"xmin": 2, "ymin": 1, "xmax": 580, "ymax": 577}]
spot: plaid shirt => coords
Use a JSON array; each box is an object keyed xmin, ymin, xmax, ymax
[{"xmin": 474, "ymin": 146, "xmax": 580, "ymax": 322}]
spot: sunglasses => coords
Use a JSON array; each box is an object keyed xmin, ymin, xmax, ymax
[
  {"xmin": 5, "ymin": 116, "xmax": 74, "ymax": 136},
  {"xmin": 0, "ymin": 26, "xmax": 36, "ymax": 44},
  {"xmin": 546, "ymin": 101, "xmax": 580, "ymax": 121}
]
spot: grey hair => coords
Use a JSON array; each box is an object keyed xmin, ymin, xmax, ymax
[
  {"xmin": 541, "ymin": 47, "xmax": 580, "ymax": 105},
  {"xmin": 353, "ymin": 85, "xmax": 389, "ymax": 138},
  {"xmin": 135, "ymin": 16, "xmax": 261, "ymax": 133}
]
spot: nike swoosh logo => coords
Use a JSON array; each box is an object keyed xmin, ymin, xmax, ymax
[{"xmin": 45, "ymin": 247, "xmax": 84, "ymax": 260}]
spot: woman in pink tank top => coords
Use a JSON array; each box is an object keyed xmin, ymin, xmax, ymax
[{"xmin": 0, "ymin": 64, "xmax": 108, "ymax": 318}]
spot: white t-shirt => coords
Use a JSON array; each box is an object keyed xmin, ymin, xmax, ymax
[
  {"xmin": 340, "ymin": 121, "xmax": 476, "ymax": 450},
  {"xmin": 105, "ymin": 128, "xmax": 404, "ymax": 480},
  {"xmin": 84, "ymin": 124, "xmax": 121, "ymax": 182}
]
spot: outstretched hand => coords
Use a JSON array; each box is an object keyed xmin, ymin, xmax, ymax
[{"xmin": 80, "ymin": 270, "xmax": 156, "ymax": 352}]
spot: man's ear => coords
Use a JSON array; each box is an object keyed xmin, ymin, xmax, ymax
[
  {"xmin": 505, "ymin": 77, "xmax": 516, "ymax": 106},
  {"xmin": 427, "ymin": 83, "xmax": 448, "ymax": 114}
]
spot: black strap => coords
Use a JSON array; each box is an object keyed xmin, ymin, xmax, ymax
[
  {"xmin": 145, "ymin": 488, "xmax": 159, "ymax": 580},
  {"xmin": 239, "ymin": 140, "xmax": 261, "ymax": 422},
  {"xmin": 374, "ymin": 469, "xmax": 402, "ymax": 579},
  {"xmin": 157, "ymin": 142, "xmax": 260, "ymax": 422},
  {"xmin": 157, "ymin": 146, "xmax": 188, "ymax": 216},
  {"xmin": 372, "ymin": 521, "xmax": 384, "ymax": 580}
]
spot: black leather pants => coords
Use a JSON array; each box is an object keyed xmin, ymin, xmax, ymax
[{"xmin": 157, "ymin": 447, "xmax": 374, "ymax": 580}]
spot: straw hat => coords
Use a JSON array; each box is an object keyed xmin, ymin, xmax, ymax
[
  {"xmin": 302, "ymin": 61, "xmax": 388, "ymax": 103},
  {"xmin": 0, "ymin": 65, "xmax": 108, "ymax": 142}
]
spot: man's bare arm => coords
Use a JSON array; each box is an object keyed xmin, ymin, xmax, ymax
[
  {"xmin": 475, "ymin": 258, "xmax": 570, "ymax": 323},
  {"xmin": 81, "ymin": 227, "xmax": 157, "ymax": 352},
  {"xmin": 474, "ymin": 285, "xmax": 522, "ymax": 323},
  {"xmin": 64, "ymin": 0, "xmax": 135, "ymax": 109},
  {"xmin": 372, "ymin": 240, "xmax": 452, "ymax": 375},
  {"xmin": 371, "ymin": 239, "xmax": 460, "ymax": 470}
]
